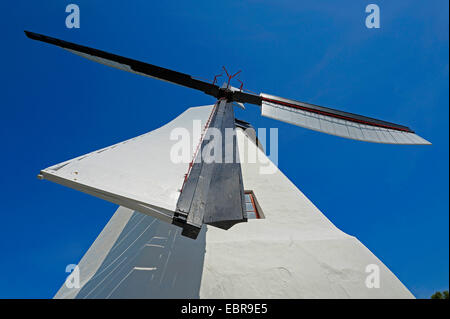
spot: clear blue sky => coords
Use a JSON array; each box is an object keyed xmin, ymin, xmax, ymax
[{"xmin": 0, "ymin": 1, "xmax": 447, "ymax": 298}]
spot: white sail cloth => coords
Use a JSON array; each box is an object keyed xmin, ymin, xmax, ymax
[{"xmin": 261, "ymin": 96, "xmax": 430, "ymax": 145}]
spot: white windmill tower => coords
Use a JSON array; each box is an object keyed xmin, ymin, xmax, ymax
[{"xmin": 26, "ymin": 31, "xmax": 430, "ymax": 299}]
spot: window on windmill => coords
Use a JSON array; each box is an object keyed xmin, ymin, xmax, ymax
[{"xmin": 244, "ymin": 191, "xmax": 262, "ymax": 219}]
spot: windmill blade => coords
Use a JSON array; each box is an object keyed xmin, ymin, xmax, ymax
[
  {"xmin": 260, "ymin": 93, "xmax": 431, "ymax": 145},
  {"xmin": 24, "ymin": 31, "xmax": 220, "ymax": 97}
]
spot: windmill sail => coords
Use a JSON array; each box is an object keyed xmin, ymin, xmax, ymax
[
  {"xmin": 174, "ymin": 100, "xmax": 247, "ymax": 239},
  {"xmin": 260, "ymin": 93, "xmax": 431, "ymax": 145},
  {"xmin": 37, "ymin": 106, "xmax": 217, "ymax": 225},
  {"xmin": 24, "ymin": 31, "xmax": 220, "ymax": 97}
]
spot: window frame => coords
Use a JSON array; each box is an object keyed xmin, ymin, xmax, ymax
[{"xmin": 244, "ymin": 190, "xmax": 264, "ymax": 219}]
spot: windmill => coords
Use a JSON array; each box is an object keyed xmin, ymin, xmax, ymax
[{"xmin": 25, "ymin": 31, "xmax": 429, "ymax": 298}]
